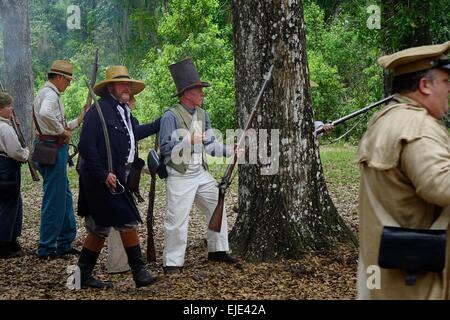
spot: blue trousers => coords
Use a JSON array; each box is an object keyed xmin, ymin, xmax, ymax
[
  {"xmin": 0, "ymin": 156, "xmax": 22, "ymax": 241},
  {"xmin": 35, "ymin": 143, "xmax": 77, "ymax": 256}
]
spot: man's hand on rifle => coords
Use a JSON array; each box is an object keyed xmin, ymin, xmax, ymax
[
  {"xmin": 105, "ymin": 172, "xmax": 117, "ymax": 189},
  {"xmin": 234, "ymin": 145, "xmax": 245, "ymax": 159},
  {"xmin": 191, "ymin": 132, "xmax": 205, "ymax": 145},
  {"xmin": 323, "ymin": 123, "xmax": 334, "ymax": 134},
  {"xmin": 60, "ymin": 129, "xmax": 72, "ymax": 144}
]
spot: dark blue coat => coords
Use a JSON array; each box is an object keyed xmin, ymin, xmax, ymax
[{"xmin": 77, "ymin": 94, "xmax": 160, "ymax": 227}]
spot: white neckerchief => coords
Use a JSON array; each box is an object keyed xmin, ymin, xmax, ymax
[{"xmin": 116, "ymin": 103, "xmax": 136, "ymax": 163}]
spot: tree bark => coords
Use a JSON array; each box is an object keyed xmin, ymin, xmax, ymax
[
  {"xmin": 230, "ymin": 0, "xmax": 356, "ymax": 261},
  {"xmin": 0, "ymin": 0, "xmax": 34, "ymax": 144}
]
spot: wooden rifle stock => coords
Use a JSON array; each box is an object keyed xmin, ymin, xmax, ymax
[
  {"xmin": 146, "ymin": 137, "xmax": 158, "ymax": 262},
  {"xmin": 208, "ymin": 65, "xmax": 274, "ymax": 232},
  {"xmin": 1, "ymin": 80, "xmax": 40, "ymax": 181},
  {"xmin": 12, "ymin": 112, "xmax": 40, "ymax": 181},
  {"xmin": 314, "ymin": 95, "xmax": 394, "ymax": 135}
]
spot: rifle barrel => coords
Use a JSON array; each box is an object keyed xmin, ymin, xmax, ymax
[
  {"xmin": 1, "ymin": 81, "xmax": 40, "ymax": 181},
  {"xmin": 208, "ymin": 65, "xmax": 274, "ymax": 232},
  {"xmin": 315, "ymin": 95, "xmax": 394, "ymax": 135}
]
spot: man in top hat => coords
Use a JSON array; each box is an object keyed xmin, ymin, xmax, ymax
[
  {"xmin": 33, "ymin": 60, "xmax": 84, "ymax": 259},
  {"xmin": 357, "ymin": 41, "xmax": 450, "ymax": 299},
  {"xmin": 76, "ymin": 66, "xmax": 160, "ymax": 288},
  {"xmin": 159, "ymin": 58, "xmax": 239, "ymax": 275}
]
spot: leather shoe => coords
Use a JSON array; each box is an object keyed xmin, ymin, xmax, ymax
[
  {"xmin": 208, "ymin": 251, "xmax": 239, "ymax": 264},
  {"xmin": 57, "ymin": 248, "xmax": 81, "ymax": 256},
  {"xmin": 82, "ymin": 276, "xmax": 113, "ymax": 289},
  {"xmin": 163, "ymin": 266, "xmax": 183, "ymax": 274},
  {"xmin": 38, "ymin": 252, "xmax": 61, "ymax": 261}
]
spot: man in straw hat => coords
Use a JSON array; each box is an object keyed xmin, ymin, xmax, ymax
[
  {"xmin": 159, "ymin": 58, "xmax": 239, "ymax": 275},
  {"xmin": 33, "ymin": 60, "xmax": 84, "ymax": 260},
  {"xmin": 76, "ymin": 66, "xmax": 159, "ymax": 288},
  {"xmin": 357, "ymin": 41, "xmax": 450, "ymax": 299}
]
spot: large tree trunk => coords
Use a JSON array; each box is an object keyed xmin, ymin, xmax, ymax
[
  {"xmin": 0, "ymin": 0, "xmax": 34, "ymax": 144},
  {"xmin": 229, "ymin": 0, "xmax": 356, "ymax": 261}
]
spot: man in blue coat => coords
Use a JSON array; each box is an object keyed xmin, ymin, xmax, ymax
[{"xmin": 76, "ymin": 66, "xmax": 159, "ymax": 288}]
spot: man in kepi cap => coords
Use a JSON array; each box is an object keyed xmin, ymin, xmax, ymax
[
  {"xmin": 76, "ymin": 66, "xmax": 159, "ymax": 288},
  {"xmin": 33, "ymin": 60, "xmax": 84, "ymax": 260},
  {"xmin": 357, "ymin": 41, "xmax": 450, "ymax": 299},
  {"xmin": 159, "ymin": 58, "xmax": 239, "ymax": 275}
]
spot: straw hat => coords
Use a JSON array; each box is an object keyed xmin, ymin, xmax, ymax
[
  {"xmin": 378, "ymin": 41, "xmax": 450, "ymax": 75},
  {"xmin": 93, "ymin": 66, "xmax": 145, "ymax": 96},
  {"xmin": 48, "ymin": 60, "xmax": 74, "ymax": 80},
  {"xmin": 168, "ymin": 58, "xmax": 210, "ymax": 97}
]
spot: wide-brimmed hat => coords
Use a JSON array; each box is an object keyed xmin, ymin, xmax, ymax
[
  {"xmin": 48, "ymin": 60, "xmax": 74, "ymax": 80},
  {"xmin": 168, "ymin": 58, "xmax": 210, "ymax": 97},
  {"xmin": 93, "ymin": 66, "xmax": 145, "ymax": 96},
  {"xmin": 378, "ymin": 41, "xmax": 450, "ymax": 75}
]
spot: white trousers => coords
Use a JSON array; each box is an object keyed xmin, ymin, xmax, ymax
[
  {"xmin": 107, "ymin": 229, "xmax": 130, "ymax": 273},
  {"xmin": 163, "ymin": 166, "xmax": 229, "ymax": 267}
]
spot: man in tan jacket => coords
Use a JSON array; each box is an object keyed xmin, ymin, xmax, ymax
[{"xmin": 357, "ymin": 41, "xmax": 450, "ymax": 299}]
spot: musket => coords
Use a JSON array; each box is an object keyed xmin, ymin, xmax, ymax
[
  {"xmin": 84, "ymin": 48, "xmax": 99, "ymax": 112},
  {"xmin": 74, "ymin": 49, "xmax": 99, "ymax": 169},
  {"xmin": 208, "ymin": 65, "xmax": 274, "ymax": 232},
  {"xmin": 0, "ymin": 80, "xmax": 40, "ymax": 181},
  {"xmin": 314, "ymin": 95, "xmax": 394, "ymax": 135},
  {"xmin": 146, "ymin": 136, "xmax": 158, "ymax": 262}
]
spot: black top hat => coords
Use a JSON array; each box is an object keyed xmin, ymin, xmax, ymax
[{"xmin": 169, "ymin": 58, "xmax": 210, "ymax": 97}]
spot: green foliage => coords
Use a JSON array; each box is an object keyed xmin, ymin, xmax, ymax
[
  {"xmin": 158, "ymin": 0, "xmax": 219, "ymax": 44},
  {"xmin": 136, "ymin": 0, "xmax": 235, "ymax": 132},
  {"xmin": 4, "ymin": 0, "xmax": 447, "ymax": 143},
  {"xmin": 305, "ymin": 0, "xmax": 384, "ymax": 140},
  {"xmin": 320, "ymin": 143, "xmax": 360, "ymax": 188},
  {"xmin": 381, "ymin": 0, "xmax": 450, "ymax": 50}
]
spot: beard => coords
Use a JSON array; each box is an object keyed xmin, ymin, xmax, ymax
[
  {"xmin": 110, "ymin": 86, "xmax": 131, "ymax": 103},
  {"xmin": 119, "ymin": 92, "xmax": 131, "ymax": 104}
]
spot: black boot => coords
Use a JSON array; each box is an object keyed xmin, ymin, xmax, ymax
[
  {"xmin": 124, "ymin": 245, "xmax": 157, "ymax": 288},
  {"xmin": 77, "ymin": 247, "xmax": 113, "ymax": 289},
  {"xmin": 0, "ymin": 241, "xmax": 10, "ymax": 259},
  {"xmin": 208, "ymin": 251, "xmax": 239, "ymax": 264},
  {"xmin": 0, "ymin": 241, "xmax": 23, "ymax": 259}
]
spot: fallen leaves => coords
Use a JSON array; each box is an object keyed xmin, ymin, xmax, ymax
[{"xmin": 0, "ymin": 149, "xmax": 359, "ymax": 300}]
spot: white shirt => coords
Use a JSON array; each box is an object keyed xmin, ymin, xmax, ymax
[
  {"xmin": 0, "ymin": 116, "xmax": 29, "ymax": 162},
  {"xmin": 33, "ymin": 81, "xmax": 79, "ymax": 135},
  {"xmin": 116, "ymin": 103, "xmax": 136, "ymax": 163}
]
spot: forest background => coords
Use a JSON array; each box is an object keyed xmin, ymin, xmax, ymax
[{"xmin": 1, "ymin": 0, "xmax": 448, "ymax": 142}]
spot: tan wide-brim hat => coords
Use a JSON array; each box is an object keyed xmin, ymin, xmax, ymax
[
  {"xmin": 310, "ymin": 80, "xmax": 319, "ymax": 88},
  {"xmin": 378, "ymin": 41, "xmax": 450, "ymax": 75},
  {"xmin": 93, "ymin": 66, "xmax": 145, "ymax": 96},
  {"xmin": 48, "ymin": 60, "xmax": 74, "ymax": 80}
]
